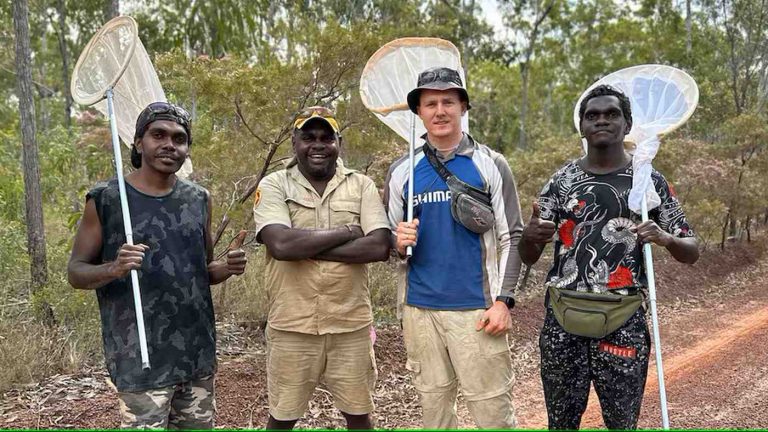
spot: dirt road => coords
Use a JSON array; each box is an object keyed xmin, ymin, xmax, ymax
[{"xmin": 2, "ymin": 242, "xmax": 767, "ymax": 429}]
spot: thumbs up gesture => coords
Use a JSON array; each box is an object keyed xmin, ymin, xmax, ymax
[{"xmin": 522, "ymin": 201, "xmax": 556, "ymax": 244}]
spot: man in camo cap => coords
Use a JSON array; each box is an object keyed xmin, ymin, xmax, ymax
[{"xmin": 68, "ymin": 102, "xmax": 247, "ymax": 428}]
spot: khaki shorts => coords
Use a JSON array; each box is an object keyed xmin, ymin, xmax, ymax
[
  {"xmin": 266, "ymin": 326, "xmax": 377, "ymax": 420},
  {"xmin": 402, "ymin": 306, "xmax": 515, "ymax": 428},
  {"xmin": 116, "ymin": 375, "xmax": 215, "ymax": 429}
]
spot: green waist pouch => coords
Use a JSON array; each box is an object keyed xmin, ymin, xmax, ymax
[{"xmin": 548, "ymin": 285, "xmax": 644, "ymax": 339}]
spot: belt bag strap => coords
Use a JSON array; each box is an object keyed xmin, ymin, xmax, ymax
[{"xmin": 422, "ymin": 144, "xmax": 492, "ymax": 206}]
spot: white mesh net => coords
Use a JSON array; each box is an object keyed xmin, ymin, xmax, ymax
[
  {"xmin": 573, "ymin": 65, "xmax": 699, "ymax": 213},
  {"xmin": 359, "ymin": 38, "xmax": 469, "ymax": 144},
  {"xmin": 72, "ymin": 16, "xmax": 192, "ymax": 177},
  {"xmin": 573, "ymin": 64, "xmax": 699, "ymax": 146}
]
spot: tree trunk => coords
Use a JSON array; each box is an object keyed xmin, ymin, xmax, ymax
[
  {"xmin": 238, "ymin": 143, "xmax": 280, "ymax": 204},
  {"xmin": 518, "ymin": 63, "xmax": 529, "ymax": 149},
  {"xmin": 37, "ymin": 31, "xmax": 50, "ymax": 131},
  {"xmin": 13, "ymin": 0, "xmax": 48, "ymax": 291},
  {"xmin": 685, "ymin": 0, "xmax": 692, "ymax": 58},
  {"xmin": 745, "ymin": 215, "xmax": 752, "ymax": 242},
  {"xmin": 720, "ymin": 210, "xmax": 730, "ymax": 250},
  {"xmin": 104, "ymin": 0, "xmax": 119, "ymax": 22},
  {"xmin": 286, "ymin": 11, "xmax": 294, "ymax": 64},
  {"xmin": 515, "ymin": 0, "xmax": 554, "ymax": 150},
  {"xmin": 726, "ymin": 158, "xmax": 746, "ymax": 238},
  {"xmin": 55, "ymin": 0, "xmax": 72, "ymax": 131},
  {"xmin": 729, "ymin": 215, "xmax": 738, "ymax": 237}
]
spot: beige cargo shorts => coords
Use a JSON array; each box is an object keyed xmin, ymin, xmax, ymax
[{"xmin": 266, "ymin": 325, "xmax": 377, "ymax": 420}]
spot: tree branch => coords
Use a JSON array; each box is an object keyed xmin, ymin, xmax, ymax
[
  {"xmin": 0, "ymin": 65, "xmax": 55, "ymax": 96},
  {"xmin": 238, "ymin": 142, "xmax": 280, "ymax": 204},
  {"xmin": 234, "ymin": 98, "xmax": 269, "ymax": 145}
]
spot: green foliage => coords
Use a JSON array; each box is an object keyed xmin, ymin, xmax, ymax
[
  {"xmin": 154, "ymin": 22, "xmax": 407, "ymax": 235},
  {"xmin": 509, "ymin": 125, "xmax": 582, "ymax": 207},
  {"xmin": 0, "ymin": 125, "xmax": 24, "ymax": 221},
  {"xmin": 0, "ymin": 221, "xmax": 28, "ymax": 290}
]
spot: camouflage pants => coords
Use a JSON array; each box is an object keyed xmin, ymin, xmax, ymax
[
  {"xmin": 540, "ymin": 307, "xmax": 650, "ymax": 430},
  {"xmin": 117, "ymin": 375, "xmax": 215, "ymax": 429}
]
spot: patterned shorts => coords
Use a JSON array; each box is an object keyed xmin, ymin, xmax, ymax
[
  {"xmin": 540, "ymin": 307, "xmax": 650, "ymax": 430},
  {"xmin": 116, "ymin": 375, "xmax": 215, "ymax": 429}
]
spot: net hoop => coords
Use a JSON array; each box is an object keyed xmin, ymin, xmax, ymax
[
  {"xmin": 360, "ymin": 37, "xmax": 461, "ymax": 115},
  {"xmin": 573, "ymin": 64, "xmax": 699, "ymax": 145},
  {"xmin": 71, "ymin": 16, "xmax": 138, "ymax": 106},
  {"xmin": 359, "ymin": 37, "xmax": 467, "ymax": 142}
]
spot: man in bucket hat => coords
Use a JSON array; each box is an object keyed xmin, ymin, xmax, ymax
[
  {"xmin": 383, "ymin": 67, "xmax": 524, "ymax": 428},
  {"xmin": 254, "ymin": 106, "xmax": 391, "ymax": 429},
  {"xmin": 68, "ymin": 101, "xmax": 248, "ymax": 428}
]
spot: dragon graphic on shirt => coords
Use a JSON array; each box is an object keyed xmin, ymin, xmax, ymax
[{"xmin": 540, "ymin": 160, "xmax": 694, "ymax": 295}]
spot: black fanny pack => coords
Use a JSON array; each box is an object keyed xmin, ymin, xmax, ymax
[{"xmin": 422, "ymin": 144, "xmax": 494, "ymax": 234}]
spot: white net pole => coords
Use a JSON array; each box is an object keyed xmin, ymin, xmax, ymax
[
  {"xmin": 641, "ymin": 194, "xmax": 669, "ymax": 429},
  {"xmin": 107, "ymin": 88, "xmax": 150, "ymax": 370},
  {"xmin": 406, "ymin": 113, "xmax": 416, "ymax": 256}
]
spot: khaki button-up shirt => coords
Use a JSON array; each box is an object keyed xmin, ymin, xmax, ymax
[{"xmin": 253, "ymin": 160, "xmax": 389, "ymax": 335}]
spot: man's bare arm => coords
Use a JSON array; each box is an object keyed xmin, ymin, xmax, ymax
[
  {"xmin": 314, "ymin": 228, "xmax": 390, "ymax": 263},
  {"xmin": 67, "ymin": 199, "xmax": 148, "ymax": 290},
  {"xmin": 259, "ymin": 224, "xmax": 363, "ymax": 261},
  {"xmin": 635, "ymin": 220, "xmax": 700, "ymax": 264}
]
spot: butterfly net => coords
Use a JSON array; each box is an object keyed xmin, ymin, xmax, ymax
[
  {"xmin": 71, "ymin": 16, "xmax": 192, "ymax": 176},
  {"xmin": 359, "ymin": 37, "xmax": 468, "ymax": 143},
  {"xmin": 573, "ymin": 65, "xmax": 699, "ymax": 212}
]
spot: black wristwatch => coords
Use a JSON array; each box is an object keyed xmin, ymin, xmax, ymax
[{"xmin": 496, "ymin": 295, "xmax": 515, "ymax": 310}]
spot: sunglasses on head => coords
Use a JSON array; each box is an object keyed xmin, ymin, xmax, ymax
[
  {"xmin": 293, "ymin": 106, "xmax": 340, "ymax": 132},
  {"xmin": 296, "ymin": 106, "xmax": 334, "ymax": 118},
  {"xmin": 417, "ymin": 68, "xmax": 463, "ymax": 87},
  {"xmin": 145, "ymin": 102, "xmax": 191, "ymax": 125}
]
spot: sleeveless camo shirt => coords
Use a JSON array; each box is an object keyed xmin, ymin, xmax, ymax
[{"xmin": 88, "ymin": 178, "xmax": 215, "ymax": 392}]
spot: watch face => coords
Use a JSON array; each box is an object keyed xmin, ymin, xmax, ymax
[{"xmin": 498, "ymin": 297, "xmax": 514, "ymax": 309}]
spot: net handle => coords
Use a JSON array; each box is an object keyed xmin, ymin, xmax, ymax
[
  {"xmin": 71, "ymin": 16, "xmax": 138, "ymax": 106},
  {"xmin": 367, "ymin": 103, "xmax": 409, "ymax": 116}
]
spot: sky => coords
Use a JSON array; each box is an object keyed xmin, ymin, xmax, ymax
[{"xmin": 480, "ymin": 0, "xmax": 506, "ymax": 38}]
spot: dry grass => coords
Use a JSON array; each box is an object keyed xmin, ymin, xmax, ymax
[
  {"xmin": 0, "ymin": 317, "xmax": 81, "ymax": 394},
  {"xmin": 212, "ymin": 246, "xmax": 270, "ymax": 330}
]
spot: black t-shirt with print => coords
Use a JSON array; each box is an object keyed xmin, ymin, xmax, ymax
[{"xmin": 538, "ymin": 160, "xmax": 695, "ymax": 295}]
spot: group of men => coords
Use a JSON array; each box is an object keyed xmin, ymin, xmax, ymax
[{"xmin": 68, "ymin": 64, "xmax": 699, "ymax": 430}]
